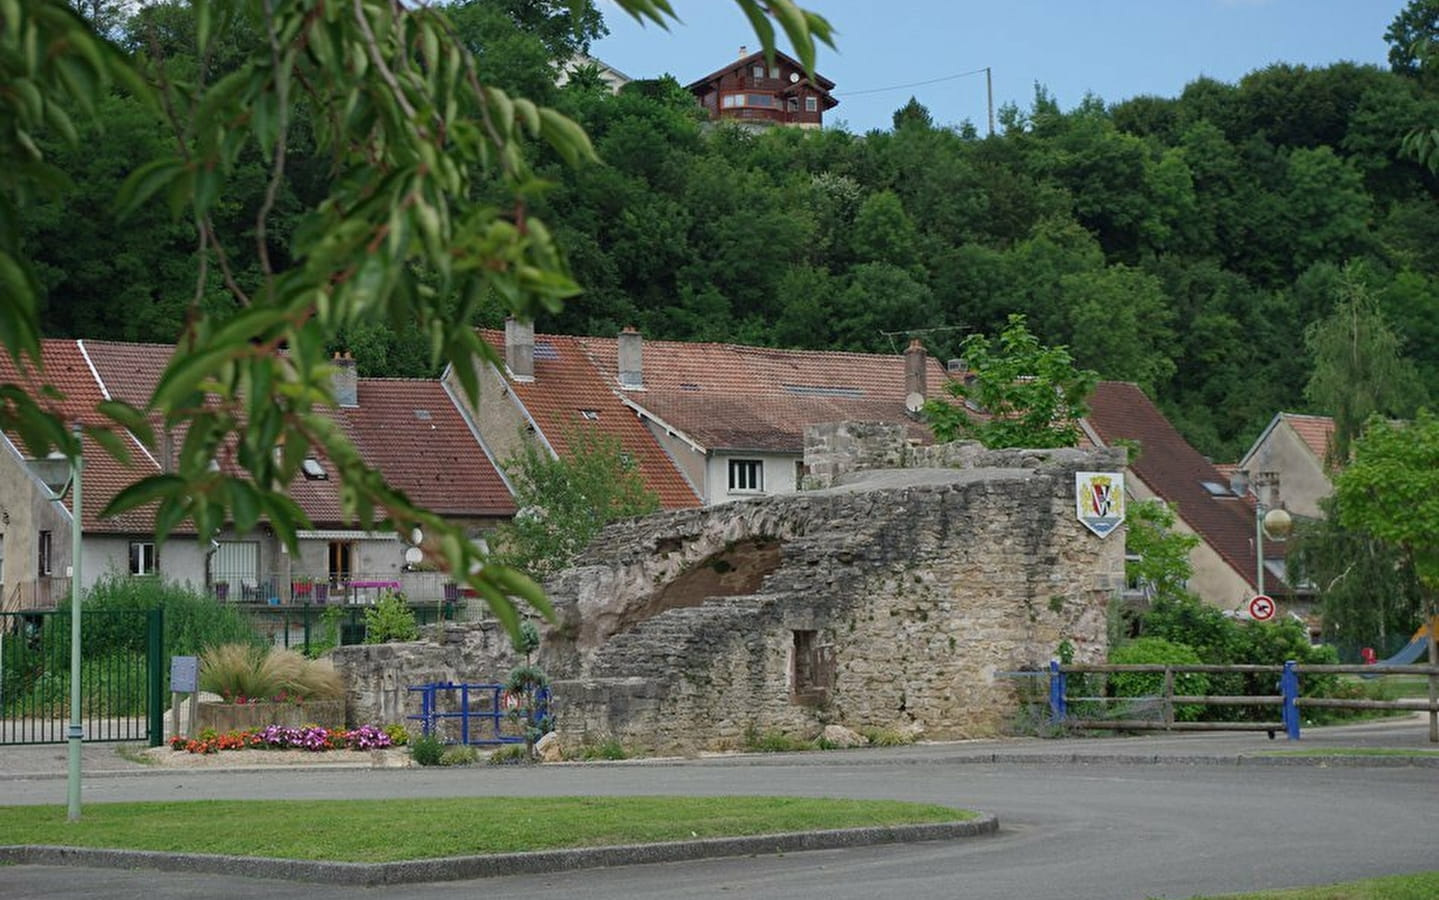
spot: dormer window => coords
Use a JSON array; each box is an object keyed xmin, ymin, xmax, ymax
[{"xmin": 301, "ymin": 458, "xmax": 328, "ymax": 480}]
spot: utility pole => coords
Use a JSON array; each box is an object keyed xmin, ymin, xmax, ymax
[{"xmin": 986, "ymin": 67, "xmax": 994, "ymax": 137}]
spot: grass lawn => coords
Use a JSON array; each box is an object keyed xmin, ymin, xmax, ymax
[
  {"xmin": 1190, "ymin": 870, "xmax": 1439, "ymax": 898},
  {"xmin": 0, "ymin": 796, "xmax": 973, "ymax": 862}
]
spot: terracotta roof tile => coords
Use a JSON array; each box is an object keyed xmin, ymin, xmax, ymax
[
  {"xmin": 578, "ymin": 337, "xmax": 947, "ymax": 452},
  {"xmin": 0, "ymin": 340, "xmax": 165, "ymax": 534},
  {"xmin": 1281, "ymin": 413, "xmax": 1335, "ymax": 463},
  {"xmin": 480, "ymin": 331, "xmax": 700, "ymax": 509},
  {"xmin": 1086, "ymin": 381, "xmax": 1282, "ymax": 594},
  {"xmin": 346, "ymin": 380, "xmax": 514, "ymax": 518}
]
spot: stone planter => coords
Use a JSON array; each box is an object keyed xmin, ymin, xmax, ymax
[{"xmin": 194, "ymin": 699, "xmax": 346, "ymax": 733}]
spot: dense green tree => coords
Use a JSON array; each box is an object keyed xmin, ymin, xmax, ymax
[
  {"xmin": 1303, "ymin": 267, "xmax": 1427, "ymax": 464},
  {"xmin": 1385, "ymin": 0, "xmax": 1439, "ymax": 77},
  {"xmin": 923, "ymin": 313, "xmax": 1097, "ymax": 449},
  {"xmin": 490, "ymin": 429, "xmax": 659, "ymax": 580}
]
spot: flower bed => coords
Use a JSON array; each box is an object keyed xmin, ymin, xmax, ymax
[
  {"xmin": 169, "ymin": 724, "xmax": 398, "ymax": 755},
  {"xmin": 194, "ymin": 699, "xmax": 346, "ymax": 733}
]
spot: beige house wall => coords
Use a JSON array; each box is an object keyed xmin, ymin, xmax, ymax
[{"xmin": 1242, "ymin": 425, "xmax": 1332, "ymax": 520}]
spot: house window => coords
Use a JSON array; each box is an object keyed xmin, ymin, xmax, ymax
[
  {"xmin": 38, "ymin": 530, "xmax": 52, "ymax": 576},
  {"xmin": 729, "ymin": 459, "xmax": 763, "ymax": 493},
  {"xmin": 787, "ymin": 96, "xmax": 799, "ymax": 112},
  {"xmin": 769, "ymin": 66, "xmax": 780, "ymax": 79},
  {"xmin": 805, "ymin": 96, "xmax": 818, "ymax": 112},
  {"xmin": 752, "ymin": 64, "xmax": 765, "ymax": 78},
  {"xmin": 129, "ymin": 541, "xmax": 157, "ymax": 576},
  {"xmin": 747, "ymin": 93, "xmax": 774, "ymax": 107}
]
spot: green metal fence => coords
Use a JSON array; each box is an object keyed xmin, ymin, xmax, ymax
[
  {"xmin": 0, "ymin": 609, "xmax": 164, "ymax": 746},
  {"xmin": 238, "ymin": 600, "xmax": 462, "ymax": 654}
]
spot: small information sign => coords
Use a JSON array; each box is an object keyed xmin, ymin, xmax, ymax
[{"xmin": 170, "ymin": 655, "xmax": 199, "ymax": 693}]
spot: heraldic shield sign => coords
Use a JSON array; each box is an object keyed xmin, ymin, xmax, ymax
[{"xmin": 1075, "ymin": 471, "xmax": 1126, "ymax": 538}]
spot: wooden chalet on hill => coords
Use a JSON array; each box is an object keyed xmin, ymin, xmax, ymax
[{"xmin": 685, "ymin": 47, "xmax": 837, "ymax": 129}]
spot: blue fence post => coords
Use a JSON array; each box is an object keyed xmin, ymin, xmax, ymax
[
  {"xmin": 1049, "ymin": 659, "xmax": 1067, "ymax": 725},
  {"xmin": 460, "ymin": 683, "xmax": 471, "ymax": 746},
  {"xmin": 1280, "ymin": 660, "xmax": 1300, "ymax": 740}
]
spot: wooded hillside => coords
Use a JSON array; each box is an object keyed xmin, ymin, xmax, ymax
[{"xmin": 19, "ymin": 1, "xmax": 1439, "ymax": 461}]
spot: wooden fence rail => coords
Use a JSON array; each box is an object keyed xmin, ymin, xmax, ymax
[{"xmin": 1046, "ymin": 660, "xmax": 1439, "ymax": 742}]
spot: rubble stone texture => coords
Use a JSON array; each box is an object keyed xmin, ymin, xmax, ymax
[{"xmin": 335, "ymin": 434, "xmax": 1127, "ymax": 754}]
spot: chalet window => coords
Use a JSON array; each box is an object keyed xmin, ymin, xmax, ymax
[
  {"xmin": 129, "ymin": 541, "xmax": 157, "ymax": 576},
  {"xmin": 805, "ymin": 96, "xmax": 818, "ymax": 112},
  {"xmin": 769, "ymin": 66, "xmax": 780, "ymax": 79},
  {"xmin": 752, "ymin": 64, "xmax": 765, "ymax": 78},
  {"xmin": 38, "ymin": 530, "xmax": 52, "ymax": 576},
  {"xmin": 722, "ymin": 94, "xmax": 740, "ymax": 109},
  {"xmin": 729, "ymin": 459, "xmax": 763, "ymax": 493},
  {"xmin": 747, "ymin": 93, "xmax": 774, "ymax": 107},
  {"xmin": 787, "ymin": 97, "xmax": 799, "ymax": 112}
]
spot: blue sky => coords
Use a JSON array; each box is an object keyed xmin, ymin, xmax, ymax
[{"xmin": 591, "ymin": 1, "xmax": 1410, "ymax": 134}]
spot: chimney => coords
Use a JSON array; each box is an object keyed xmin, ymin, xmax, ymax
[
  {"xmin": 738, "ymin": 44, "xmax": 748, "ymax": 59},
  {"xmin": 618, "ymin": 325, "xmax": 643, "ymax": 390},
  {"xmin": 333, "ymin": 351, "xmax": 358, "ymax": 408},
  {"xmin": 904, "ymin": 339, "xmax": 927, "ymax": 401},
  {"xmin": 505, "ymin": 317, "xmax": 534, "ymax": 381}
]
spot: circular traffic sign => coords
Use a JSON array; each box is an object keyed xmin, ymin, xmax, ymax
[{"xmin": 1248, "ymin": 594, "xmax": 1276, "ymax": 621}]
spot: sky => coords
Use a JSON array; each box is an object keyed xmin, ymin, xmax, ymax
[{"xmin": 591, "ymin": 1, "xmax": 1411, "ymax": 134}]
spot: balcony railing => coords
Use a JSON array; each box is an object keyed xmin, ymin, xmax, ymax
[
  {"xmin": 3, "ymin": 577, "xmax": 73, "ymax": 613},
  {"xmin": 210, "ymin": 571, "xmax": 461, "ymax": 605}
]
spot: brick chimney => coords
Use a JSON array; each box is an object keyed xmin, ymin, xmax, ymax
[
  {"xmin": 505, "ymin": 317, "xmax": 534, "ymax": 381},
  {"xmin": 618, "ymin": 326, "xmax": 643, "ymax": 390},
  {"xmin": 904, "ymin": 339, "xmax": 927, "ymax": 401},
  {"xmin": 333, "ymin": 351, "xmax": 358, "ymax": 408}
]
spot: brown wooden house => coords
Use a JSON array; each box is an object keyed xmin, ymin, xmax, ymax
[{"xmin": 685, "ymin": 47, "xmax": 837, "ymax": 129}]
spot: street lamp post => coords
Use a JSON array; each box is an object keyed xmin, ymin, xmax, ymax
[
  {"xmin": 31, "ymin": 426, "xmax": 84, "ymax": 821},
  {"xmin": 1229, "ymin": 470, "xmax": 1292, "ymax": 597}
]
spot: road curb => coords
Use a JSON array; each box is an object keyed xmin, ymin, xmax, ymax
[{"xmin": 0, "ymin": 815, "xmax": 997, "ymax": 885}]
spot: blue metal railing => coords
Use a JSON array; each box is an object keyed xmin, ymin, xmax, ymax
[{"xmin": 406, "ymin": 681, "xmax": 551, "ymax": 745}]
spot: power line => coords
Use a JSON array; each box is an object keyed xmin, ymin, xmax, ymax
[{"xmin": 838, "ymin": 67, "xmax": 990, "ymax": 98}]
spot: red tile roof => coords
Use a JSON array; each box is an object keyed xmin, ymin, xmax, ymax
[
  {"xmin": 578, "ymin": 337, "xmax": 948, "ymax": 453},
  {"xmin": 0, "ymin": 340, "xmax": 165, "ymax": 534},
  {"xmin": 1085, "ymin": 381, "xmax": 1281, "ymax": 594},
  {"xmin": 479, "ymin": 331, "xmax": 701, "ymax": 510},
  {"xmin": 346, "ymin": 380, "xmax": 515, "ymax": 518},
  {"xmin": 6, "ymin": 340, "xmax": 513, "ymax": 532},
  {"xmin": 1281, "ymin": 413, "xmax": 1336, "ymax": 464}
]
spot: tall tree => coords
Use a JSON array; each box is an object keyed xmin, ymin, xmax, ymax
[
  {"xmin": 1, "ymin": 0, "xmax": 835, "ymax": 632},
  {"xmin": 1303, "ymin": 266, "xmax": 1426, "ymax": 465}
]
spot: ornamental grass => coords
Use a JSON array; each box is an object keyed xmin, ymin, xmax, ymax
[{"xmin": 199, "ymin": 644, "xmax": 344, "ymax": 703}]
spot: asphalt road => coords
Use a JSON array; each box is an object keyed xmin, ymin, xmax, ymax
[{"xmin": 5, "ymin": 727, "xmax": 1439, "ymax": 900}]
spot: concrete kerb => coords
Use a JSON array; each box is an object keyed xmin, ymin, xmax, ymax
[{"xmin": 0, "ymin": 815, "xmax": 998, "ymax": 886}]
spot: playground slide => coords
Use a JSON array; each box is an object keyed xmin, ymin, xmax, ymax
[{"xmin": 1369, "ymin": 615, "xmax": 1438, "ymax": 668}]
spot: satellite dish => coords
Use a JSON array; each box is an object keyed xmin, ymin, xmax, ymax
[
  {"xmin": 404, "ymin": 546, "xmax": 424, "ymax": 565},
  {"xmin": 410, "ymin": 527, "xmax": 424, "ymax": 546},
  {"xmin": 905, "ymin": 392, "xmax": 925, "ymax": 413},
  {"xmin": 789, "ymin": 72, "xmax": 799, "ymax": 83}
]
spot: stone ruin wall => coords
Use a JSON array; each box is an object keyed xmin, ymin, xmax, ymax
[{"xmin": 334, "ymin": 431, "xmax": 1128, "ymax": 754}]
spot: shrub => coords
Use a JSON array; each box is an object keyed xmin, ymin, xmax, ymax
[
  {"xmin": 410, "ymin": 733, "xmax": 444, "ymax": 766},
  {"xmin": 487, "ymin": 744, "xmax": 530, "ymax": 766},
  {"xmin": 198, "ymin": 644, "xmax": 344, "ymax": 702},
  {"xmin": 574, "ymin": 737, "xmax": 628, "ymax": 761},
  {"xmin": 363, "ymin": 591, "xmax": 419, "ymax": 643},
  {"xmin": 861, "ymin": 727, "xmax": 915, "ymax": 747},
  {"xmin": 742, "ymin": 727, "xmax": 812, "ymax": 753},
  {"xmin": 439, "ymin": 745, "xmax": 479, "ymax": 766},
  {"xmin": 383, "ymin": 723, "xmax": 410, "ymax": 746},
  {"xmin": 1108, "ymin": 637, "xmax": 1209, "ymax": 722}
]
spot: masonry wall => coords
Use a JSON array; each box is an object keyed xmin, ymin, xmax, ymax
[{"xmin": 333, "ymin": 432, "xmax": 1128, "ymax": 754}]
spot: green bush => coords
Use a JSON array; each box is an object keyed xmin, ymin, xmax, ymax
[
  {"xmin": 410, "ymin": 733, "xmax": 444, "ymax": 766},
  {"xmin": 861, "ymin": 727, "xmax": 915, "ymax": 747},
  {"xmin": 1108, "ymin": 637, "xmax": 1209, "ymax": 722},
  {"xmin": 574, "ymin": 737, "xmax": 629, "ymax": 761},
  {"xmin": 487, "ymin": 744, "xmax": 530, "ymax": 766},
  {"xmin": 363, "ymin": 591, "xmax": 418, "ymax": 644},
  {"xmin": 439, "ymin": 745, "xmax": 479, "ymax": 766}
]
